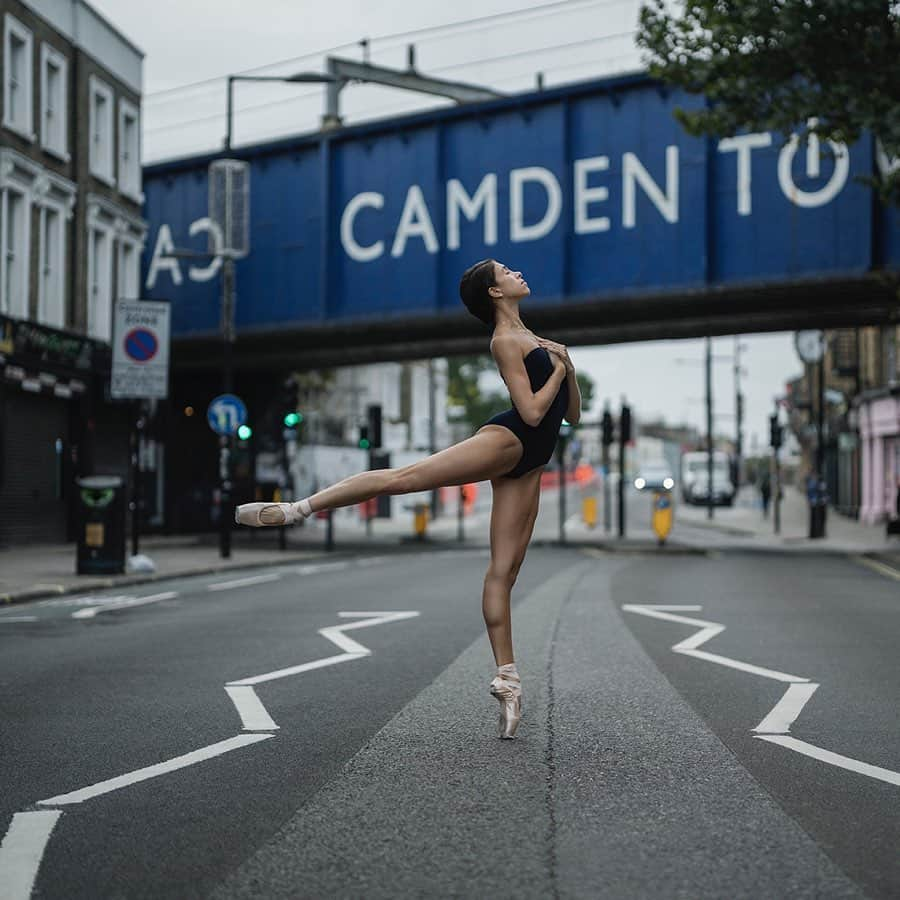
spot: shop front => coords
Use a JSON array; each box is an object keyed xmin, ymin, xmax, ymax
[
  {"xmin": 0, "ymin": 314, "xmax": 128, "ymax": 547},
  {"xmin": 858, "ymin": 387, "xmax": 900, "ymax": 525}
]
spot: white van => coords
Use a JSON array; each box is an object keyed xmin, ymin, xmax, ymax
[{"xmin": 680, "ymin": 451, "xmax": 734, "ymax": 506}]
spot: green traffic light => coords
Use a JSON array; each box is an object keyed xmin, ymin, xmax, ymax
[
  {"xmin": 359, "ymin": 438, "xmax": 371, "ymax": 449},
  {"xmin": 237, "ymin": 424, "xmax": 252, "ymax": 440},
  {"xmin": 283, "ymin": 412, "xmax": 301, "ymax": 427}
]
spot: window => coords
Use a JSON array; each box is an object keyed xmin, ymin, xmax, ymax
[
  {"xmin": 117, "ymin": 237, "xmax": 139, "ymax": 302},
  {"xmin": 3, "ymin": 14, "xmax": 34, "ymax": 141},
  {"xmin": 37, "ymin": 205, "xmax": 64, "ymax": 327},
  {"xmin": 0, "ymin": 187, "xmax": 29, "ymax": 318},
  {"xmin": 40, "ymin": 44, "xmax": 68, "ymax": 161},
  {"xmin": 87, "ymin": 226, "xmax": 113, "ymax": 340},
  {"xmin": 88, "ymin": 75, "xmax": 115, "ymax": 186},
  {"xmin": 118, "ymin": 98, "xmax": 141, "ymax": 202}
]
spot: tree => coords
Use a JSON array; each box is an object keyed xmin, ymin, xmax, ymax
[
  {"xmin": 447, "ymin": 355, "xmax": 510, "ymax": 431},
  {"xmin": 447, "ymin": 354, "xmax": 595, "ymax": 432},
  {"xmin": 636, "ymin": 0, "xmax": 900, "ymax": 204}
]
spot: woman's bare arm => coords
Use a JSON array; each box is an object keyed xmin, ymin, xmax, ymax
[
  {"xmin": 564, "ymin": 368, "xmax": 581, "ymax": 425},
  {"xmin": 491, "ymin": 336, "xmax": 568, "ymax": 427}
]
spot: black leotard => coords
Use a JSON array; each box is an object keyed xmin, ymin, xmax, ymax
[{"xmin": 480, "ymin": 346, "xmax": 569, "ymax": 478}]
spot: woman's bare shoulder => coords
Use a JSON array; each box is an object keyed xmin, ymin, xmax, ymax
[{"xmin": 489, "ymin": 331, "xmax": 529, "ymax": 360}]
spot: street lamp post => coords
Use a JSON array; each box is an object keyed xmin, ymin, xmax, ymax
[{"xmin": 212, "ymin": 71, "xmax": 336, "ymax": 557}]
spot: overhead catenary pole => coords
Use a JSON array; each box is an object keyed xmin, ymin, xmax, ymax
[{"xmin": 322, "ymin": 51, "xmax": 503, "ymax": 128}]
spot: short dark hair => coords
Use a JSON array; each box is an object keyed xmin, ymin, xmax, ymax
[{"xmin": 458, "ymin": 259, "xmax": 496, "ymax": 330}]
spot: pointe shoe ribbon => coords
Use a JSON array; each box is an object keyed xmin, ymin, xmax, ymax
[{"xmin": 234, "ymin": 500, "xmax": 309, "ymax": 527}]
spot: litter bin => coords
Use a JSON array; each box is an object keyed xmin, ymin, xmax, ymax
[{"xmin": 76, "ymin": 475, "xmax": 126, "ymax": 575}]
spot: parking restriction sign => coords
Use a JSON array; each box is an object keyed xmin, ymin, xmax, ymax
[{"xmin": 111, "ymin": 299, "xmax": 170, "ymax": 399}]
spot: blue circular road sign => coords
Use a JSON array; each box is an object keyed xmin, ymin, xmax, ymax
[
  {"xmin": 207, "ymin": 394, "xmax": 247, "ymax": 436},
  {"xmin": 124, "ymin": 328, "xmax": 158, "ymax": 362}
]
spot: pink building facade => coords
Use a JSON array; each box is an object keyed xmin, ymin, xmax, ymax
[{"xmin": 858, "ymin": 388, "xmax": 900, "ymax": 524}]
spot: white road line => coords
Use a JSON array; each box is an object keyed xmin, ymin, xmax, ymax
[
  {"xmin": 853, "ymin": 555, "xmax": 900, "ymax": 582},
  {"xmin": 0, "ymin": 617, "xmax": 38, "ymax": 624},
  {"xmin": 207, "ymin": 573, "xmax": 281, "ymax": 592},
  {"xmin": 224, "ymin": 686, "xmax": 279, "ymax": 731},
  {"xmin": 622, "ymin": 604, "xmax": 808, "ymax": 682},
  {"xmin": 752, "ymin": 683, "xmax": 820, "ymax": 734},
  {"xmin": 71, "ymin": 592, "xmax": 177, "ymax": 619},
  {"xmin": 756, "ymin": 735, "xmax": 900, "ymax": 787},
  {"xmin": 0, "ymin": 810, "xmax": 61, "ymax": 900},
  {"xmin": 292, "ymin": 562, "xmax": 351, "ymax": 575},
  {"xmin": 229, "ymin": 652, "xmax": 366, "ymax": 686},
  {"xmin": 37, "ymin": 734, "xmax": 272, "ymax": 806},
  {"xmin": 622, "ymin": 603, "xmax": 900, "ymax": 788},
  {"xmin": 676, "ymin": 648, "xmax": 809, "ymax": 683},
  {"xmin": 321, "ymin": 611, "xmax": 421, "ymax": 655}
]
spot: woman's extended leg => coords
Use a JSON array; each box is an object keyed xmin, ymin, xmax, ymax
[
  {"xmin": 301, "ymin": 425, "xmax": 522, "ymax": 515},
  {"xmin": 482, "ymin": 466, "xmax": 542, "ymax": 665},
  {"xmin": 237, "ymin": 425, "xmax": 524, "ymax": 527}
]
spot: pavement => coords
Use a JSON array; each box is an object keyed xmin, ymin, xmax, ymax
[{"xmin": 2, "ymin": 481, "xmax": 898, "ymax": 606}]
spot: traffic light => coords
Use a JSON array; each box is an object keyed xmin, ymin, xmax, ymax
[
  {"xmin": 620, "ymin": 404, "xmax": 632, "ymax": 444},
  {"xmin": 601, "ymin": 409, "xmax": 614, "ymax": 446},
  {"xmin": 281, "ymin": 375, "xmax": 301, "ymax": 429},
  {"xmin": 769, "ymin": 414, "xmax": 783, "ymax": 449},
  {"xmin": 237, "ymin": 424, "xmax": 252, "ymax": 441},
  {"xmin": 358, "ymin": 424, "xmax": 370, "ymax": 450},
  {"xmin": 366, "ymin": 404, "xmax": 382, "ymax": 449}
]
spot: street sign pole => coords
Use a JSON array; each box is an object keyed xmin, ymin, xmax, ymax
[{"xmin": 219, "ymin": 255, "xmax": 237, "ymax": 559}]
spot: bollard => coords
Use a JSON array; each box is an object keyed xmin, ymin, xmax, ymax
[
  {"xmin": 582, "ymin": 496, "xmax": 597, "ymax": 529},
  {"xmin": 651, "ymin": 491, "xmax": 673, "ymax": 546},
  {"xmin": 414, "ymin": 502, "xmax": 429, "ymax": 540}
]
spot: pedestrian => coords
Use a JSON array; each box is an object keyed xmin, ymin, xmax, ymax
[
  {"xmin": 759, "ymin": 468, "xmax": 771, "ymax": 518},
  {"xmin": 236, "ymin": 259, "xmax": 581, "ymax": 740}
]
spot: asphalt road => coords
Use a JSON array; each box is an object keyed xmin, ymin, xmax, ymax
[{"xmin": 0, "ymin": 542, "xmax": 897, "ymax": 899}]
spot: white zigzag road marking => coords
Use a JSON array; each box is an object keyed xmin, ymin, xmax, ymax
[
  {"xmin": 0, "ymin": 811, "xmax": 61, "ymax": 900},
  {"xmin": 622, "ymin": 603, "xmax": 900, "ymax": 788},
  {"xmin": 0, "ymin": 609, "xmax": 419, "ymax": 900}
]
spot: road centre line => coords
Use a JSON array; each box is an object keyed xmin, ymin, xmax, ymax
[
  {"xmin": 622, "ymin": 603, "xmax": 900, "ymax": 788},
  {"xmin": 0, "ymin": 616, "xmax": 38, "ymax": 623},
  {"xmin": 37, "ymin": 734, "xmax": 273, "ymax": 807},
  {"xmin": 71, "ymin": 592, "xmax": 177, "ymax": 619},
  {"xmin": 0, "ymin": 810, "xmax": 61, "ymax": 900}
]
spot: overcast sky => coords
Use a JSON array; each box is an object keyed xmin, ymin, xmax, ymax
[{"xmin": 91, "ymin": 0, "xmax": 802, "ymax": 450}]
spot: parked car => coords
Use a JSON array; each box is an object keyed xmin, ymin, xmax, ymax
[{"xmin": 634, "ymin": 464, "xmax": 675, "ymax": 492}]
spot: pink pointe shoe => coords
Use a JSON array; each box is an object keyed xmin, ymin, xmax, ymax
[
  {"xmin": 489, "ymin": 674, "xmax": 523, "ymax": 740},
  {"xmin": 234, "ymin": 498, "xmax": 312, "ymax": 527}
]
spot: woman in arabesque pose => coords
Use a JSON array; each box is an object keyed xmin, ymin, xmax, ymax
[{"xmin": 236, "ymin": 259, "xmax": 581, "ymax": 739}]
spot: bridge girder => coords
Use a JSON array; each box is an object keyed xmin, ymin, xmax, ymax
[{"xmin": 172, "ymin": 272, "xmax": 900, "ymax": 373}]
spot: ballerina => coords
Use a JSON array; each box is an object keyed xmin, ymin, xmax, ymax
[{"xmin": 236, "ymin": 259, "xmax": 581, "ymax": 738}]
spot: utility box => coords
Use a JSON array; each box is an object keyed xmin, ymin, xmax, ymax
[{"xmin": 76, "ymin": 476, "xmax": 126, "ymax": 575}]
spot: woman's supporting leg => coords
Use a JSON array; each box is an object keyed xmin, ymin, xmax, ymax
[
  {"xmin": 301, "ymin": 425, "xmax": 522, "ymax": 514},
  {"xmin": 482, "ymin": 467, "xmax": 542, "ymax": 665}
]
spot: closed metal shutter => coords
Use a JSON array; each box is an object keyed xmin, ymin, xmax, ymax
[{"xmin": 0, "ymin": 387, "xmax": 68, "ymax": 546}]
